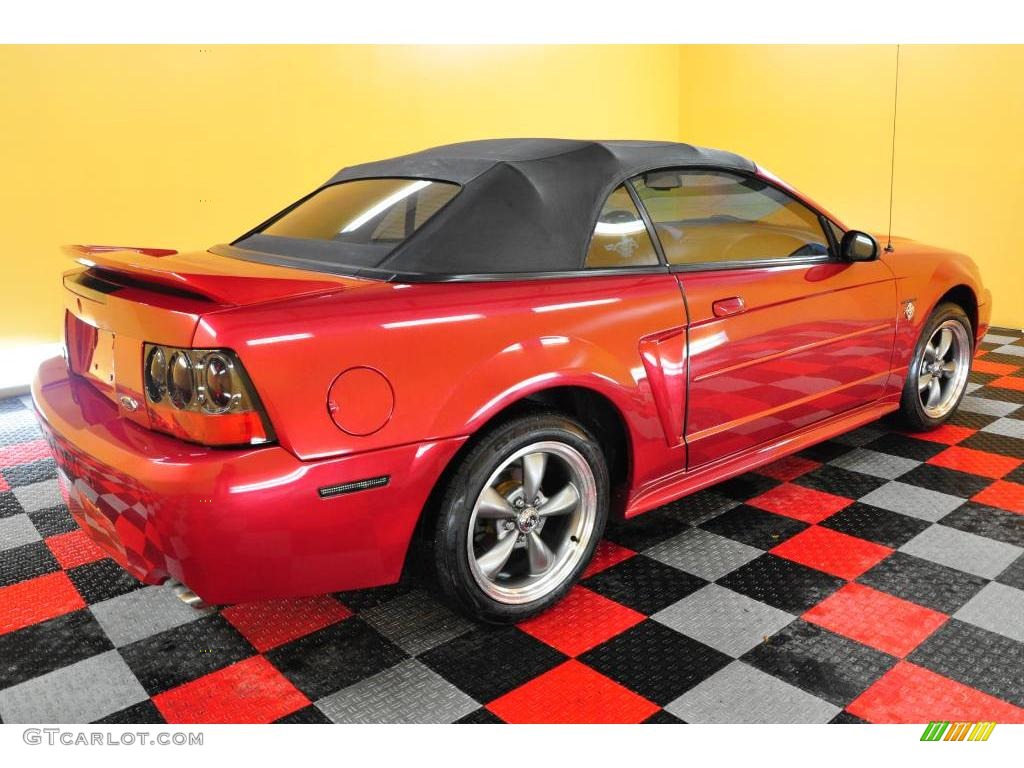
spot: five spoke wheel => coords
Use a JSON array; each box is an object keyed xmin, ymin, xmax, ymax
[
  {"xmin": 467, "ymin": 441, "xmax": 598, "ymax": 605},
  {"xmin": 917, "ymin": 319, "xmax": 971, "ymax": 419}
]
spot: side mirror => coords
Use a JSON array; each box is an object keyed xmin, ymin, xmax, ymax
[{"xmin": 840, "ymin": 230, "xmax": 879, "ymax": 262}]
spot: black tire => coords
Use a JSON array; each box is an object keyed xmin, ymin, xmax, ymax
[
  {"xmin": 432, "ymin": 410, "xmax": 609, "ymax": 624},
  {"xmin": 895, "ymin": 302, "xmax": 974, "ymax": 431}
]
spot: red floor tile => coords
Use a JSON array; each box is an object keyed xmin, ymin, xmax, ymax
[
  {"xmin": 487, "ymin": 660, "xmax": 659, "ymax": 723},
  {"xmin": 45, "ymin": 529, "xmax": 107, "ymax": 569},
  {"xmin": 518, "ymin": 586, "xmax": 645, "ymax": 656},
  {"xmin": 972, "ymin": 358, "xmax": 1020, "ymax": 376},
  {"xmin": 749, "ymin": 483, "xmax": 852, "ymax": 524},
  {"xmin": 904, "ymin": 423, "xmax": 976, "ymax": 445},
  {"xmin": 756, "ymin": 455, "xmax": 821, "ymax": 482},
  {"xmin": 154, "ymin": 656, "xmax": 309, "ymax": 724},
  {"xmin": 972, "ymin": 480, "xmax": 1024, "ymax": 514},
  {"xmin": 802, "ymin": 582, "xmax": 947, "ymax": 657},
  {"xmin": 928, "ymin": 445, "xmax": 1022, "ymax": 480},
  {"xmin": 0, "ymin": 438, "xmax": 53, "ymax": 468},
  {"xmin": 0, "ymin": 476, "xmax": 8, "ymax": 492},
  {"xmin": 0, "ymin": 572, "xmax": 85, "ymax": 635},
  {"xmin": 990, "ymin": 375, "xmax": 1024, "ymax": 392},
  {"xmin": 771, "ymin": 525, "xmax": 892, "ymax": 580},
  {"xmin": 582, "ymin": 539, "xmax": 635, "ymax": 578},
  {"xmin": 221, "ymin": 595, "xmax": 352, "ymax": 652},
  {"xmin": 848, "ymin": 661, "xmax": 1024, "ymax": 724}
]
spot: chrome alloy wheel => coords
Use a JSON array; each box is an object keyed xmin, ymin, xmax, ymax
[
  {"xmin": 467, "ymin": 441, "xmax": 598, "ymax": 605},
  {"xmin": 918, "ymin": 319, "xmax": 971, "ymax": 419}
]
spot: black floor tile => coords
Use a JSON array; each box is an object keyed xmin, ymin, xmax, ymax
[
  {"xmin": 420, "ymin": 625, "xmax": 564, "ymax": 704},
  {"xmin": 908, "ymin": 619, "xmax": 1024, "ymax": 708},
  {"xmin": 713, "ymin": 473, "xmax": 782, "ymax": 503},
  {"xmin": 898, "ymin": 463, "xmax": 993, "ymax": 499},
  {"xmin": 1, "ymin": 458, "xmax": 57, "ymax": 489},
  {"xmin": 0, "ymin": 491, "xmax": 26, "ymax": 519},
  {"xmin": 717, "ymin": 554, "xmax": 844, "ymax": 614},
  {"xmin": 119, "ymin": 614, "xmax": 258, "ymax": 695},
  {"xmin": 794, "ymin": 465, "xmax": 888, "ymax": 500},
  {"xmin": 95, "ymin": 699, "xmax": 167, "ymax": 724},
  {"xmin": 644, "ymin": 709, "xmax": 686, "ymax": 724},
  {"xmin": 0, "ymin": 540, "xmax": 59, "ymax": 587},
  {"xmin": 819, "ymin": 502, "xmax": 930, "ymax": 549},
  {"xmin": 267, "ymin": 617, "xmax": 407, "ymax": 701},
  {"xmin": 856, "ymin": 552, "xmax": 987, "ymax": 614},
  {"xmin": 960, "ymin": 431, "xmax": 1024, "ymax": 460},
  {"xmin": 863, "ymin": 433, "xmax": 947, "ymax": 462},
  {"xmin": 66, "ymin": 559, "xmax": 144, "ymax": 604},
  {"xmin": 582, "ymin": 554, "xmax": 706, "ymax": 615},
  {"xmin": 996, "ymin": 554, "xmax": 1024, "ymax": 590},
  {"xmin": 27, "ymin": 505, "xmax": 77, "ymax": 537},
  {"xmin": 795, "ymin": 440, "xmax": 855, "ymax": 463},
  {"xmin": 333, "ymin": 582, "xmax": 414, "ymax": 612},
  {"xmin": 699, "ymin": 504, "xmax": 809, "ymax": 550},
  {"xmin": 580, "ymin": 620, "xmax": 731, "ymax": 706},
  {"xmin": 0, "ymin": 609, "xmax": 113, "ymax": 690},
  {"xmin": 456, "ymin": 707, "xmax": 505, "ymax": 724},
  {"xmin": 939, "ymin": 502, "xmax": 1024, "ymax": 548},
  {"xmin": 273, "ymin": 705, "xmax": 332, "ymax": 724},
  {"xmin": 830, "ymin": 710, "xmax": 869, "ymax": 724},
  {"xmin": 604, "ymin": 506, "xmax": 692, "ymax": 552},
  {"xmin": 742, "ymin": 620, "xmax": 896, "ymax": 708}
]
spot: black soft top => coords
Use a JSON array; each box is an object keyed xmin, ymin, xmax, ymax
[{"xmin": 232, "ymin": 139, "xmax": 756, "ymax": 279}]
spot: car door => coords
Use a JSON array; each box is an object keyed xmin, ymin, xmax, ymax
[{"xmin": 631, "ymin": 169, "xmax": 896, "ymax": 469}]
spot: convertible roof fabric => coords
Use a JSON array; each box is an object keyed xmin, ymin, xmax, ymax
[{"xmin": 234, "ymin": 139, "xmax": 756, "ymax": 279}]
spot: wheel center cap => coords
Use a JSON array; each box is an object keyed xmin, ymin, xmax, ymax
[{"xmin": 517, "ymin": 508, "xmax": 540, "ymax": 533}]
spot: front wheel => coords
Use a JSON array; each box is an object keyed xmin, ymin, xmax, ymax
[
  {"xmin": 896, "ymin": 302, "xmax": 974, "ymax": 431},
  {"xmin": 433, "ymin": 411, "xmax": 609, "ymax": 623}
]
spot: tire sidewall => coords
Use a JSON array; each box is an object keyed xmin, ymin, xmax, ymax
[{"xmin": 434, "ymin": 412, "xmax": 609, "ymax": 624}]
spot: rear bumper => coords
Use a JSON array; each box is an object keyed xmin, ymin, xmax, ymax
[{"xmin": 32, "ymin": 356, "xmax": 464, "ymax": 604}]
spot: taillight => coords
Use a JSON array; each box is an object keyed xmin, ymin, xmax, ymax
[{"xmin": 142, "ymin": 344, "xmax": 275, "ymax": 446}]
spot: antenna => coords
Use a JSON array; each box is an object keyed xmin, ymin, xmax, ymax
[{"xmin": 885, "ymin": 45, "xmax": 901, "ymax": 253}]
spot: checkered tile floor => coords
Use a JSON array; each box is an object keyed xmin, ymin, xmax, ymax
[{"xmin": 2, "ymin": 329, "xmax": 1024, "ymax": 724}]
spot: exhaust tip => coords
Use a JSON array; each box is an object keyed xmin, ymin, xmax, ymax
[{"xmin": 167, "ymin": 579, "xmax": 209, "ymax": 609}]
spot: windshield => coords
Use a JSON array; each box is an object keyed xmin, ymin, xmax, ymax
[{"xmin": 235, "ymin": 178, "xmax": 461, "ymax": 270}]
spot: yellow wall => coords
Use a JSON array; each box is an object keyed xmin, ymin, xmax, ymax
[
  {"xmin": 2, "ymin": 44, "xmax": 1022, "ymax": 344},
  {"xmin": 0, "ymin": 45, "xmax": 681, "ymax": 343},
  {"xmin": 679, "ymin": 44, "xmax": 1024, "ymax": 328}
]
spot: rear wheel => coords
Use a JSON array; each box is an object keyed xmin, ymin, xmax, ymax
[
  {"xmin": 896, "ymin": 302, "xmax": 973, "ymax": 431},
  {"xmin": 433, "ymin": 411, "xmax": 609, "ymax": 623}
]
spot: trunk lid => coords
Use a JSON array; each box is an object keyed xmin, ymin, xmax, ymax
[{"xmin": 61, "ymin": 245, "xmax": 371, "ymax": 427}]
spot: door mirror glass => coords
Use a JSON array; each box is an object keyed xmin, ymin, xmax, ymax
[{"xmin": 840, "ymin": 230, "xmax": 879, "ymax": 262}]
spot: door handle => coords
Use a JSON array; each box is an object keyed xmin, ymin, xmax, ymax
[{"xmin": 712, "ymin": 296, "xmax": 746, "ymax": 318}]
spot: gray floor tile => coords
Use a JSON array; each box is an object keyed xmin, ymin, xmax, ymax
[
  {"xmin": 90, "ymin": 585, "xmax": 212, "ymax": 647},
  {"xmin": 665, "ymin": 660, "xmax": 839, "ymax": 723},
  {"xmin": 11, "ymin": 479, "xmax": 63, "ymax": 513},
  {"xmin": 0, "ymin": 650, "xmax": 147, "ymax": 723},
  {"xmin": 959, "ymin": 396, "xmax": 1020, "ymax": 417},
  {"xmin": 316, "ymin": 659, "xmax": 478, "ymax": 723},
  {"xmin": 954, "ymin": 582, "xmax": 1024, "ymax": 643},
  {"xmin": 984, "ymin": 333, "xmax": 1020, "ymax": 345},
  {"xmin": 981, "ymin": 417, "xmax": 1024, "ymax": 440},
  {"xmin": 900, "ymin": 524, "xmax": 1023, "ymax": 579},
  {"xmin": 0, "ymin": 514, "xmax": 41, "ymax": 551},
  {"xmin": 830, "ymin": 448, "xmax": 920, "ymax": 479},
  {"xmin": 992, "ymin": 344, "xmax": 1024, "ymax": 358},
  {"xmin": 360, "ymin": 589, "xmax": 474, "ymax": 656},
  {"xmin": 859, "ymin": 482, "xmax": 965, "ymax": 522},
  {"xmin": 645, "ymin": 528, "xmax": 762, "ymax": 581},
  {"xmin": 652, "ymin": 583, "xmax": 795, "ymax": 658}
]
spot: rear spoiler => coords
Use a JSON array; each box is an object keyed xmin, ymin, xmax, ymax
[{"xmin": 63, "ymin": 244, "xmax": 354, "ymax": 306}]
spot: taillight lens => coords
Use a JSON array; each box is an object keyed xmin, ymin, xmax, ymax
[{"xmin": 142, "ymin": 344, "xmax": 274, "ymax": 446}]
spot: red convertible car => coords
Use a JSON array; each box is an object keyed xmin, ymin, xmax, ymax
[{"xmin": 33, "ymin": 139, "xmax": 990, "ymax": 622}]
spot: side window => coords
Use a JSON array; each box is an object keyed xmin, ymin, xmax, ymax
[
  {"xmin": 584, "ymin": 185, "xmax": 660, "ymax": 269},
  {"xmin": 630, "ymin": 170, "xmax": 830, "ymax": 267}
]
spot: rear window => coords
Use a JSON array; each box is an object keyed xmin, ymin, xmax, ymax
[{"xmin": 236, "ymin": 178, "xmax": 460, "ymax": 270}]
